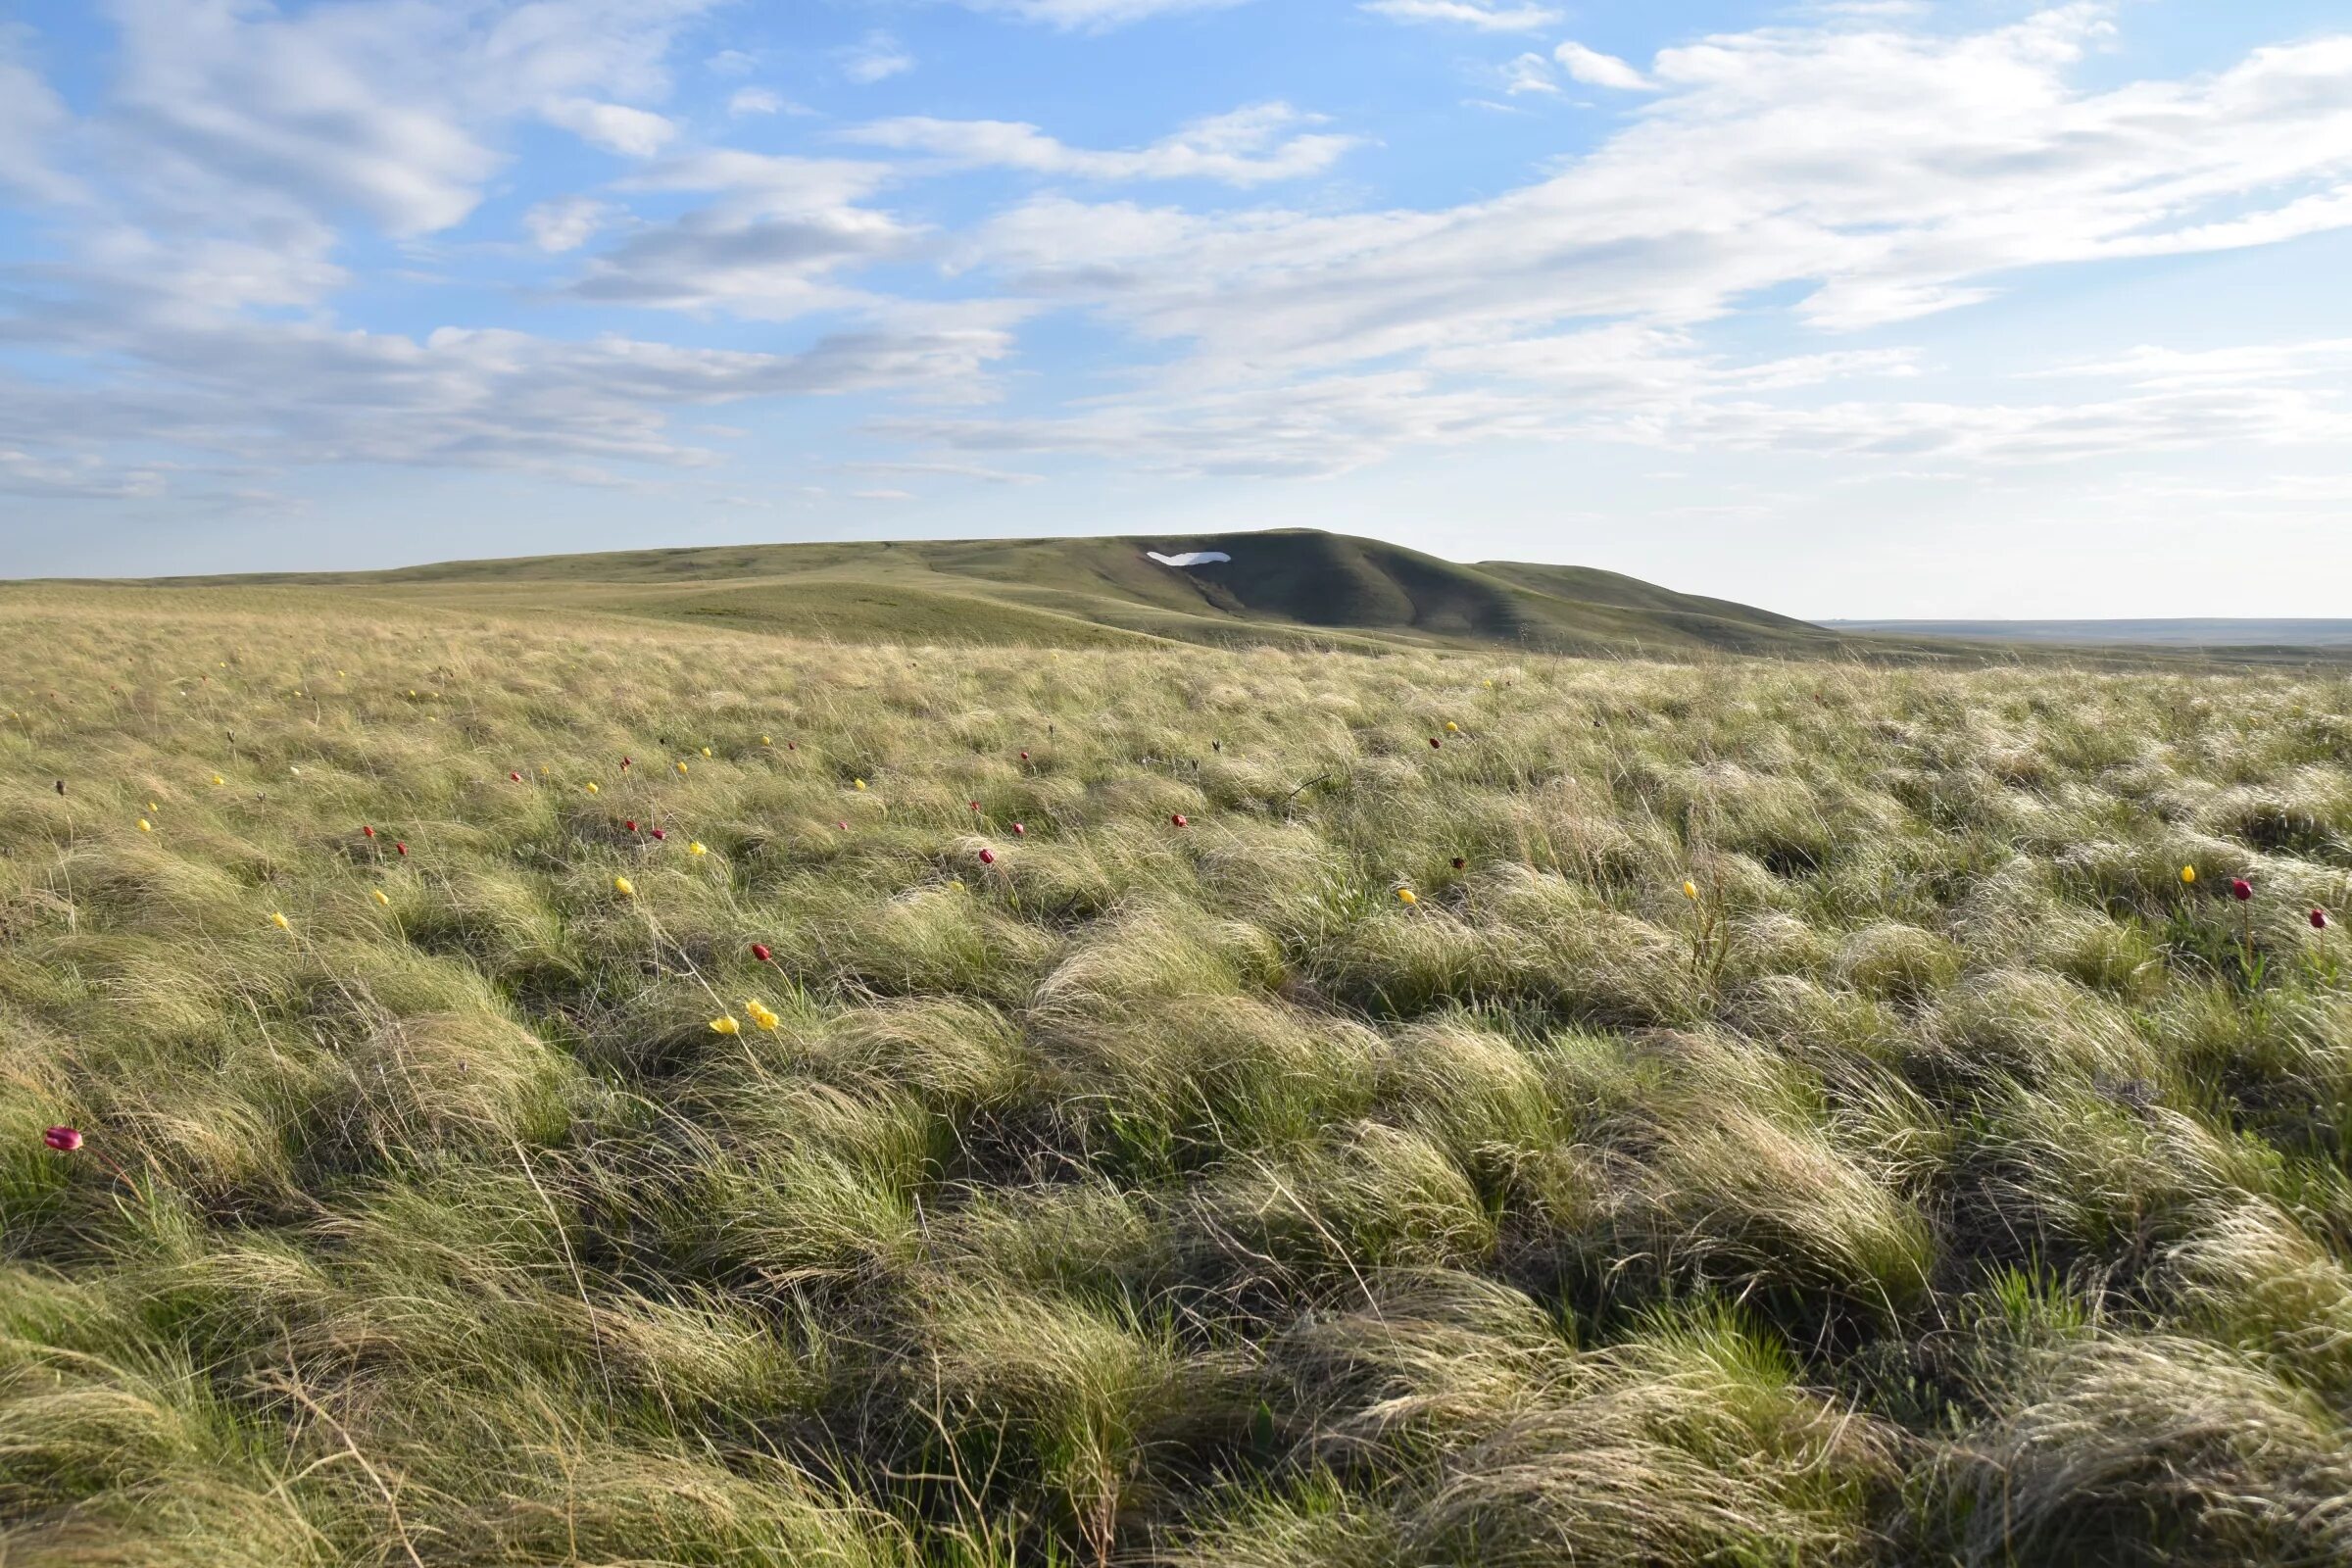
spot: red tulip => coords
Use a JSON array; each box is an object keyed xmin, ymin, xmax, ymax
[
  {"xmin": 510, "ymin": 771, "xmax": 523, "ymax": 783},
  {"xmin": 624, "ymin": 819, "xmax": 639, "ymax": 833},
  {"xmin": 621, "ymin": 757, "xmax": 632, "ymax": 770},
  {"xmin": 2231, "ymin": 878, "xmax": 2254, "ymax": 902},
  {"xmin": 2314, "ymin": 908, "xmax": 2331, "ymax": 930},
  {"xmin": 651, "ymin": 827, "xmax": 667, "ymax": 841},
  {"xmin": 752, "ymin": 943, "xmax": 773, "ymax": 962},
  {"xmin": 1012, "ymin": 823, "xmax": 1027, "ymax": 837},
  {"xmin": 979, "ymin": 848, "xmax": 997, "ymax": 865},
  {"xmin": 837, "ymin": 820, "xmax": 850, "ymax": 831},
  {"xmin": 43, "ymin": 1126, "xmax": 80, "ymax": 1152},
  {"xmin": 1019, "ymin": 751, "xmax": 1030, "ymax": 761},
  {"xmin": 1452, "ymin": 858, "xmax": 1466, "ymax": 871},
  {"xmin": 395, "ymin": 842, "xmax": 408, "ymax": 857},
  {"xmin": 362, "ymin": 825, "xmax": 375, "ymax": 839},
  {"xmin": 1429, "ymin": 738, "xmax": 1442, "ymax": 749},
  {"xmin": 970, "ymin": 801, "xmax": 982, "ymax": 812},
  {"xmin": 1171, "ymin": 813, "xmax": 1189, "ymax": 828}
]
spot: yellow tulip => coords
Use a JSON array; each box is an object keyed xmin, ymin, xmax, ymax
[
  {"xmin": 1684, "ymin": 880, "xmax": 1699, "ymax": 901},
  {"xmin": 138, "ymin": 818, "xmax": 152, "ymax": 832},
  {"xmin": 701, "ymin": 747, "xmax": 712, "ymax": 759},
  {"xmin": 2180, "ymin": 866, "xmax": 2197, "ymax": 885},
  {"xmin": 710, "ymin": 1015, "xmax": 741, "ymax": 1037},
  {"xmin": 211, "ymin": 774, "xmax": 224, "ymax": 786},
  {"xmin": 147, "ymin": 801, "xmax": 159, "ymax": 811},
  {"xmin": 270, "ymin": 911, "xmax": 290, "ymax": 931},
  {"xmin": 1396, "ymin": 889, "xmax": 1418, "ymax": 905},
  {"xmin": 854, "ymin": 778, "xmax": 867, "ymax": 791},
  {"xmin": 760, "ymin": 735, "xmax": 772, "ymax": 747},
  {"xmin": 689, "ymin": 842, "xmax": 709, "ymax": 857},
  {"xmin": 745, "ymin": 999, "xmax": 780, "ymax": 1031},
  {"xmin": 1445, "ymin": 721, "xmax": 1460, "ymax": 733},
  {"xmin": 676, "ymin": 761, "xmax": 689, "ymax": 775},
  {"xmin": 585, "ymin": 782, "xmax": 600, "ymax": 794},
  {"xmin": 373, "ymin": 889, "xmax": 391, "ymax": 906},
  {"xmin": 613, "ymin": 876, "xmax": 636, "ymax": 897}
]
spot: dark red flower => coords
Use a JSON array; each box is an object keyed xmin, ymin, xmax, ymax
[
  {"xmin": 787, "ymin": 742, "xmax": 798, "ymax": 751},
  {"xmin": 621, "ymin": 757, "xmax": 632, "ymax": 770},
  {"xmin": 624, "ymin": 819, "xmax": 639, "ymax": 833},
  {"xmin": 979, "ymin": 848, "xmax": 997, "ymax": 865},
  {"xmin": 395, "ymin": 842, "xmax": 408, "ymax": 857},
  {"xmin": 2231, "ymin": 878, "xmax": 2254, "ymax": 902},
  {"xmin": 510, "ymin": 771, "xmax": 523, "ymax": 783},
  {"xmin": 1171, "ymin": 813, "xmax": 1189, "ymax": 828},
  {"xmin": 651, "ymin": 827, "xmax": 667, "ymax": 841},
  {"xmin": 1429, "ymin": 737, "xmax": 1442, "ymax": 749},
  {"xmin": 362, "ymin": 825, "xmax": 375, "ymax": 839},
  {"xmin": 2314, "ymin": 908, "xmax": 2331, "ymax": 930},
  {"xmin": 1452, "ymin": 858, "xmax": 1466, "ymax": 871},
  {"xmin": 1019, "ymin": 751, "xmax": 1030, "ymax": 761},
  {"xmin": 970, "ymin": 801, "xmax": 982, "ymax": 812},
  {"xmin": 752, "ymin": 943, "xmax": 773, "ymax": 962},
  {"xmin": 43, "ymin": 1126, "xmax": 80, "ymax": 1152},
  {"xmin": 1012, "ymin": 823, "xmax": 1027, "ymax": 837},
  {"xmin": 837, "ymin": 820, "xmax": 850, "ymax": 831}
]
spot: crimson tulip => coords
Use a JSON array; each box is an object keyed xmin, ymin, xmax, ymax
[
  {"xmin": 2314, "ymin": 908, "xmax": 2331, "ymax": 931},
  {"xmin": 979, "ymin": 848, "xmax": 997, "ymax": 865},
  {"xmin": 1171, "ymin": 813, "xmax": 1189, "ymax": 828},
  {"xmin": 43, "ymin": 1126, "xmax": 80, "ymax": 1152},
  {"xmin": 753, "ymin": 943, "xmax": 773, "ymax": 962},
  {"xmin": 2231, "ymin": 878, "xmax": 2254, "ymax": 902}
]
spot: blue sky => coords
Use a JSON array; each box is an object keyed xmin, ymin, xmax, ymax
[{"xmin": 4, "ymin": 0, "xmax": 2351, "ymax": 615}]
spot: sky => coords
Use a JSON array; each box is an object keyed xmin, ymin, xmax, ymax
[{"xmin": 2, "ymin": 0, "xmax": 2350, "ymax": 616}]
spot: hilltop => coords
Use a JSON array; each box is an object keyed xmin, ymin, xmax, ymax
[{"xmin": 111, "ymin": 529, "xmax": 1854, "ymax": 659}]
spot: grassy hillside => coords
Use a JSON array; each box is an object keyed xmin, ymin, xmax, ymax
[
  {"xmin": 111, "ymin": 529, "xmax": 1866, "ymax": 659},
  {"xmin": 3, "ymin": 587, "xmax": 2351, "ymax": 1565}
]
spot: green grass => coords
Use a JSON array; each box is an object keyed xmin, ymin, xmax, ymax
[{"xmin": 2, "ymin": 586, "xmax": 2351, "ymax": 1565}]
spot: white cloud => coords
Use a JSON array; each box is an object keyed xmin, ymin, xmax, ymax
[
  {"xmin": 1501, "ymin": 54, "xmax": 1558, "ymax": 96},
  {"xmin": 951, "ymin": 0, "xmax": 1251, "ymax": 29},
  {"xmin": 523, "ymin": 196, "xmax": 613, "ymax": 253},
  {"xmin": 1361, "ymin": 1, "xmax": 1561, "ymax": 31},
  {"xmin": 845, "ymin": 460, "xmax": 1046, "ymax": 484},
  {"xmin": 1553, "ymin": 40, "xmax": 1656, "ymax": 90},
  {"xmin": 852, "ymin": 488, "xmax": 916, "ymax": 500},
  {"xmin": 844, "ymin": 103, "xmax": 1357, "ymax": 186},
  {"xmin": 729, "ymin": 87, "xmax": 789, "ymax": 117},
  {"xmin": 542, "ymin": 99, "xmax": 677, "ymax": 157},
  {"xmin": 840, "ymin": 31, "xmax": 913, "ymax": 84},
  {"xmin": 705, "ymin": 49, "xmax": 756, "ymax": 75}
]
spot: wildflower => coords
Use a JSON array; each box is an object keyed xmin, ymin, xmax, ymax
[
  {"xmin": 1171, "ymin": 813, "xmax": 1189, "ymax": 828},
  {"xmin": 363, "ymin": 825, "xmax": 375, "ymax": 839},
  {"xmin": 2231, "ymin": 878, "xmax": 2254, "ymax": 903},
  {"xmin": 1012, "ymin": 823, "xmax": 1027, "ymax": 837},
  {"xmin": 212, "ymin": 775, "xmax": 224, "ymax": 786},
  {"xmin": 621, "ymin": 756, "xmax": 633, "ymax": 771},
  {"xmin": 510, "ymin": 771, "xmax": 523, "ymax": 783},
  {"xmin": 651, "ymin": 828, "xmax": 667, "ymax": 841},
  {"xmin": 1397, "ymin": 889, "xmax": 1418, "ymax": 905},
  {"xmin": 745, "ymin": 999, "xmax": 779, "ymax": 1031},
  {"xmin": 270, "ymin": 911, "xmax": 290, "ymax": 931},
  {"xmin": 147, "ymin": 802, "xmax": 159, "ymax": 812},
  {"xmin": 585, "ymin": 782, "xmax": 600, "ymax": 795},
  {"xmin": 395, "ymin": 842, "xmax": 408, "ymax": 857},
  {"xmin": 854, "ymin": 778, "xmax": 867, "ymax": 791},
  {"xmin": 373, "ymin": 889, "xmax": 391, "ymax": 906},
  {"xmin": 138, "ymin": 818, "xmax": 152, "ymax": 832},
  {"xmin": 761, "ymin": 736, "xmax": 772, "ymax": 747},
  {"xmin": 43, "ymin": 1126, "xmax": 81, "ymax": 1152},
  {"xmin": 613, "ymin": 876, "xmax": 635, "ymax": 897},
  {"xmin": 1684, "ymin": 880, "xmax": 1700, "ymax": 901},
  {"xmin": 677, "ymin": 761, "xmax": 689, "ymax": 775},
  {"xmin": 1452, "ymin": 857, "xmax": 1466, "ymax": 870},
  {"xmin": 2312, "ymin": 908, "xmax": 2329, "ymax": 930},
  {"xmin": 979, "ymin": 848, "xmax": 997, "ymax": 865},
  {"xmin": 1019, "ymin": 750, "xmax": 1031, "ymax": 761},
  {"xmin": 710, "ymin": 1014, "xmax": 741, "ymax": 1037},
  {"xmin": 1446, "ymin": 721, "xmax": 1460, "ymax": 734},
  {"xmin": 1429, "ymin": 738, "xmax": 1442, "ymax": 750},
  {"xmin": 752, "ymin": 943, "xmax": 773, "ymax": 963},
  {"xmin": 970, "ymin": 801, "xmax": 982, "ymax": 812},
  {"xmin": 701, "ymin": 747, "xmax": 712, "ymax": 759},
  {"xmin": 836, "ymin": 820, "xmax": 850, "ymax": 831},
  {"xmin": 689, "ymin": 842, "xmax": 709, "ymax": 857},
  {"xmin": 2180, "ymin": 866, "xmax": 2197, "ymax": 885},
  {"xmin": 624, "ymin": 819, "xmax": 639, "ymax": 833}
]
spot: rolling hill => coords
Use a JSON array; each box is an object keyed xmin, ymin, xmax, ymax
[{"xmin": 102, "ymin": 529, "xmax": 1860, "ymax": 659}]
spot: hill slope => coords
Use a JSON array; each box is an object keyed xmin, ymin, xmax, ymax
[{"xmin": 117, "ymin": 528, "xmax": 1851, "ymax": 658}]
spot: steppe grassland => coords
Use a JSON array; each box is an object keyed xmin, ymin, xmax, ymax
[{"xmin": 3, "ymin": 588, "xmax": 2351, "ymax": 1567}]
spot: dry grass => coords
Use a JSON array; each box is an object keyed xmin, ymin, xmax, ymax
[{"xmin": 1, "ymin": 590, "xmax": 2349, "ymax": 1565}]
